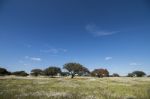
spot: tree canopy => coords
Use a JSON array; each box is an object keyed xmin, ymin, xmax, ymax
[
  {"xmin": 12, "ymin": 71, "xmax": 28, "ymax": 76},
  {"xmin": 132, "ymin": 71, "xmax": 146, "ymax": 77},
  {"xmin": 127, "ymin": 71, "xmax": 146, "ymax": 77},
  {"xmin": 30, "ymin": 69, "xmax": 43, "ymax": 76},
  {"xmin": 63, "ymin": 62, "xmax": 89, "ymax": 78},
  {"xmin": 91, "ymin": 69, "xmax": 109, "ymax": 78},
  {"xmin": 44, "ymin": 66, "xmax": 61, "ymax": 77},
  {"xmin": 0, "ymin": 67, "xmax": 11, "ymax": 76},
  {"xmin": 112, "ymin": 73, "xmax": 120, "ymax": 77},
  {"xmin": 63, "ymin": 63, "xmax": 83, "ymax": 73}
]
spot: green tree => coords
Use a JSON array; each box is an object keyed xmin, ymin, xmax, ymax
[
  {"xmin": 63, "ymin": 62, "xmax": 85, "ymax": 78},
  {"xmin": 12, "ymin": 71, "xmax": 28, "ymax": 76},
  {"xmin": 78, "ymin": 66, "xmax": 90, "ymax": 76},
  {"xmin": 91, "ymin": 69, "xmax": 109, "ymax": 78},
  {"xmin": 127, "ymin": 73, "xmax": 134, "ymax": 77},
  {"xmin": 44, "ymin": 66, "xmax": 61, "ymax": 77},
  {"xmin": 0, "ymin": 67, "xmax": 11, "ymax": 76},
  {"xmin": 132, "ymin": 71, "xmax": 146, "ymax": 77},
  {"xmin": 112, "ymin": 73, "xmax": 120, "ymax": 77},
  {"xmin": 30, "ymin": 69, "xmax": 43, "ymax": 76}
]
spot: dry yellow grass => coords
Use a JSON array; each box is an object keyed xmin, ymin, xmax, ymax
[{"xmin": 0, "ymin": 76, "xmax": 150, "ymax": 99}]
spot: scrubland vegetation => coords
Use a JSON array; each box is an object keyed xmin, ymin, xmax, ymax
[
  {"xmin": 0, "ymin": 76, "xmax": 150, "ymax": 99},
  {"xmin": 0, "ymin": 62, "xmax": 150, "ymax": 99}
]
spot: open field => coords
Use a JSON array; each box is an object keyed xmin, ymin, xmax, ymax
[{"xmin": 0, "ymin": 76, "xmax": 150, "ymax": 99}]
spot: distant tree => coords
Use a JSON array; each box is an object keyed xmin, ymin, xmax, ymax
[
  {"xmin": 132, "ymin": 71, "xmax": 146, "ymax": 77},
  {"xmin": 12, "ymin": 71, "xmax": 28, "ymax": 76},
  {"xmin": 61, "ymin": 72, "xmax": 70, "ymax": 76},
  {"xmin": 63, "ymin": 62, "xmax": 86, "ymax": 78},
  {"xmin": 44, "ymin": 67, "xmax": 61, "ymax": 77},
  {"xmin": 91, "ymin": 69, "xmax": 109, "ymax": 78},
  {"xmin": 0, "ymin": 67, "xmax": 11, "ymax": 76},
  {"xmin": 147, "ymin": 75, "xmax": 150, "ymax": 77},
  {"xmin": 127, "ymin": 73, "xmax": 134, "ymax": 77},
  {"xmin": 112, "ymin": 73, "xmax": 120, "ymax": 77},
  {"xmin": 78, "ymin": 66, "xmax": 90, "ymax": 76},
  {"xmin": 30, "ymin": 69, "xmax": 43, "ymax": 76}
]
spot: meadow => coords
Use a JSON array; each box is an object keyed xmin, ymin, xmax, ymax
[{"xmin": 0, "ymin": 76, "xmax": 150, "ymax": 99}]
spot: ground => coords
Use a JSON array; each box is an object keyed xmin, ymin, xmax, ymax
[{"xmin": 0, "ymin": 76, "xmax": 150, "ymax": 99}]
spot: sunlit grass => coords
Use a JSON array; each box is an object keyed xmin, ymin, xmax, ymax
[{"xmin": 0, "ymin": 76, "xmax": 150, "ymax": 99}]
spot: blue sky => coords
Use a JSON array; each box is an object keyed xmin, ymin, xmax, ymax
[{"xmin": 0, "ymin": 0, "xmax": 150, "ymax": 75}]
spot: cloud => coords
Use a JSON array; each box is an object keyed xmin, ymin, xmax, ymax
[
  {"xmin": 105, "ymin": 57, "xmax": 112, "ymax": 61},
  {"xmin": 25, "ymin": 56, "xmax": 42, "ymax": 61},
  {"xmin": 23, "ymin": 64, "xmax": 29, "ymax": 66},
  {"xmin": 129, "ymin": 62, "xmax": 142, "ymax": 66},
  {"xmin": 40, "ymin": 48, "xmax": 67, "ymax": 54},
  {"xmin": 25, "ymin": 56, "xmax": 29, "ymax": 59},
  {"xmin": 30, "ymin": 57, "xmax": 41, "ymax": 61},
  {"xmin": 86, "ymin": 24, "xmax": 119, "ymax": 37}
]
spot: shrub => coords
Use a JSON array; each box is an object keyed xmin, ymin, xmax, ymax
[
  {"xmin": 127, "ymin": 73, "xmax": 134, "ymax": 77},
  {"xmin": 112, "ymin": 73, "xmax": 120, "ymax": 77},
  {"xmin": 12, "ymin": 71, "xmax": 28, "ymax": 76},
  {"xmin": 127, "ymin": 71, "xmax": 146, "ymax": 77},
  {"xmin": 44, "ymin": 66, "xmax": 61, "ymax": 77},
  {"xmin": 63, "ymin": 62, "xmax": 90, "ymax": 78},
  {"xmin": 0, "ymin": 67, "xmax": 11, "ymax": 76},
  {"xmin": 30, "ymin": 69, "xmax": 43, "ymax": 76},
  {"xmin": 91, "ymin": 68, "xmax": 109, "ymax": 78},
  {"xmin": 61, "ymin": 72, "xmax": 70, "ymax": 76},
  {"xmin": 132, "ymin": 71, "xmax": 146, "ymax": 77}
]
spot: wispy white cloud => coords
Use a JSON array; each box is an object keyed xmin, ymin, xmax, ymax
[
  {"xmin": 129, "ymin": 62, "xmax": 142, "ymax": 66},
  {"xmin": 30, "ymin": 57, "xmax": 41, "ymax": 61},
  {"xmin": 40, "ymin": 48, "xmax": 67, "ymax": 54},
  {"xmin": 25, "ymin": 56, "xmax": 42, "ymax": 61},
  {"xmin": 105, "ymin": 57, "xmax": 112, "ymax": 61},
  {"xmin": 25, "ymin": 56, "xmax": 29, "ymax": 59},
  {"xmin": 86, "ymin": 24, "xmax": 119, "ymax": 37},
  {"xmin": 23, "ymin": 64, "xmax": 29, "ymax": 66}
]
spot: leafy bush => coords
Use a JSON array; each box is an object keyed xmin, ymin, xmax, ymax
[
  {"xmin": 12, "ymin": 71, "xmax": 28, "ymax": 76},
  {"xmin": 61, "ymin": 72, "xmax": 70, "ymax": 76},
  {"xmin": 127, "ymin": 73, "xmax": 134, "ymax": 77},
  {"xmin": 63, "ymin": 62, "xmax": 90, "ymax": 78},
  {"xmin": 44, "ymin": 66, "xmax": 61, "ymax": 77},
  {"xmin": 112, "ymin": 73, "xmax": 120, "ymax": 77},
  {"xmin": 91, "ymin": 68, "xmax": 109, "ymax": 78},
  {"xmin": 30, "ymin": 69, "xmax": 43, "ymax": 76},
  {"xmin": 0, "ymin": 67, "xmax": 11, "ymax": 76},
  {"xmin": 127, "ymin": 71, "xmax": 146, "ymax": 77},
  {"xmin": 132, "ymin": 71, "xmax": 146, "ymax": 77}
]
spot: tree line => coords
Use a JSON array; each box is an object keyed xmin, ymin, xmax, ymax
[{"xmin": 0, "ymin": 62, "xmax": 149, "ymax": 78}]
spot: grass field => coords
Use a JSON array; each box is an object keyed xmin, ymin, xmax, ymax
[{"xmin": 0, "ymin": 76, "xmax": 150, "ymax": 99}]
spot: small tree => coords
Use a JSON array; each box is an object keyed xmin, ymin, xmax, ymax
[
  {"xmin": 0, "ymin": 67, "xmax": 11, "ymax": 76},
  {"xmin": 91, "ymin": 68, "xmax": 109, "ymax": 78},
  {"xmin": 132, "ymin": 71, "xmax": 146, "ymax": 77},
  {"xmin": 79, "ymin": 66, "xmax": 90, "ymax": 76},
  {"xmin": 127, "ymin": 73, "xmax": 134, "ymax": 77},
  {"xmin": 61, "ymin": 72, "xmax": 70, "ymax": 76},
  {"xmin": 30, "ymin": 69, "xmax": 43, "ymax": 76},
  {"xmin": 12, "ymin": 71, "xmax": 28, "ymax": 76},
  {"xmin": 44, "ymin": 66, "xmax": 61, "ymax": 77},
  {"xmin": 112, "ymin": 73, "xmax": 120, "ymax": 77},
  {"xmin": 63, "ymin": 62, "xmax": 85, "ymax": 78}
]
